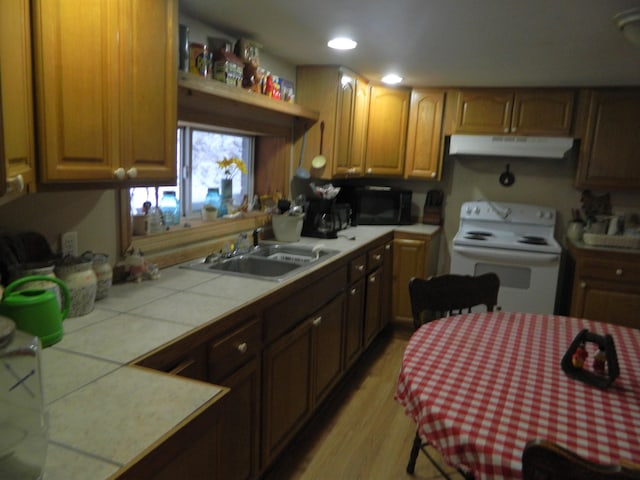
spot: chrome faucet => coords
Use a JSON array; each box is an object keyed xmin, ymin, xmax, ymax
[{"xmin": 253, "ymin": 227, "xmax": 264, "ymax": 247}]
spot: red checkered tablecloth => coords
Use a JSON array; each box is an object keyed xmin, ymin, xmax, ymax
[{"xmin": 394, "ymin": 312, "xmax": 640, "ymax": 479}]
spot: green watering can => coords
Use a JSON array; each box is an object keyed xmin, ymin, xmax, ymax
[{"xmin": 0, "ymin": 275, "xmax": 70, "ymax": 347}]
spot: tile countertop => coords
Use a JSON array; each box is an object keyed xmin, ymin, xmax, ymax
[{"xmin": 40, "ymin": 224, "xmax": 439, "ymax": 479}]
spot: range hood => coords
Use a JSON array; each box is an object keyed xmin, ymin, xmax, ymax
[{"xmin": 448, "ymin": 134, "xmax": 574, "ymax": 159}]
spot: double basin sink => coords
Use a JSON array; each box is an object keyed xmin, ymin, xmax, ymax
[{"xmin": 181, "ymin": 243, "xmax": 340, "ymax": 282}]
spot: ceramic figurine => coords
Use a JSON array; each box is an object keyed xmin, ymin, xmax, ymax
[{"xmin": 572, "ymin": 342, "xmax": 588, "ymax": 369}]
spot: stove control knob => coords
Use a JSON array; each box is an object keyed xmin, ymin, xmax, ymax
[{"xmin": 473, "ymin": 206, "xmax": 480, "ymax": 215}]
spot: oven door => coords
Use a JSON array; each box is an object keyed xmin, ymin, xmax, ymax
[{"xmin": 450, "ymin": 245, "xmax": 561, "ymax": 314}]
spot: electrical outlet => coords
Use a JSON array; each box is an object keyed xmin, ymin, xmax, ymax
[{"xmin": 61, "ymin": 231, "xmax": 78, "ymax": 257}]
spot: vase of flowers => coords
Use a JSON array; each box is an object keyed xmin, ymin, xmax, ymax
[{"xmin": 216, "ymin": 156, "xmax": 247, "ymax": 206}]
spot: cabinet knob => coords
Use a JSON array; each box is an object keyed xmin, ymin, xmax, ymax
[
  {"xmin": 580, "ymin": 281, "xmax": 587, "ymax": 289},
  {"xmin": 367, "ymin": 168, "xmax": 372, "ymax": 174},
  {"xmin": 511, "ymin": 127, "xmax": 517, "ymax": 133},
  {"xmin": 6, "ymin": 174, "xmax": 24, "ymax": 193},
  {"xmin": 348, "ymin": 168, "xmax": 356, "ymax": 174},
  {"xmin": 374, "ymin": 254, "xmax": 382, "ymax": 261},
  {"xmin": 356, "ymin": 264, "xmax": 365, "ymax": 272},
  {"xmin": 237, "ymin": 342, "xmax": 248, "ymax": 354},
  {"xmin": 350, "ymin": 287, "xmax": 358, "ymax": 296},
  {"xmin": 616, "ymin": 268, "xmax": 623, "ymax": 276},
  {"xmin": 430, "ymin": 172, "xmax": 436, "ymax": 178},
  {"xmin": 369, "ymin": 275, "xmax": 376, "ymax": 283},
  {"xmin": 114, "ymin": 168, "xmax": 125, "ymax": 180},
  {"xmin": 385, "ymin": 244, "xmax": 391, "ymax": 250},
  {"xmin": 312, "ymin": 316, "xmax": 322, "ymax": 327},
  {"xmin": 503, "ymin": 127, "xmax": 509, "ymax": 133},
  {"xmin": 127, "ymin": 167, "xmax": 138, "ymax": 179}
]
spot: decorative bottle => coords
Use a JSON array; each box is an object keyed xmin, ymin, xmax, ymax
[{"xmin": 160, "ymin": 191, "xmax": 180, "ymax": 226}]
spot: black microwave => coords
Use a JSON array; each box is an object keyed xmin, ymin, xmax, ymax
[{"xmin": 339, "ymin": 186, "xmax": 413, "ymax": 226}]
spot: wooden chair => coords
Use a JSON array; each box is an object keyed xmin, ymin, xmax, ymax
[
  {"xmin": 405, "ymin": 273, "xmax": 500, "ymax": 478},
  {"xmin": 522, "ymin": 439, "xmax": 640, "ymax": 480},
  {"xmin": 408, "ymin": 272, "xmax": 500, "ymax": 329}
]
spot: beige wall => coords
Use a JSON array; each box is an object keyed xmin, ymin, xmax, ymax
[
  {"xmin": 0, "ymin": 190, "xmax": 119, "ymax": 261},
  {"xmin": 385, "ymin": 153, "xmax": 640, "ymax": 273},
  {"xmin": 1, "ymin": 155, "xmax": 638, "ymax": 269}
]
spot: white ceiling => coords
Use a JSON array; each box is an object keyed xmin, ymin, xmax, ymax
[{"xmin": 180, "ymin": 0, "xmax": 640, "ymax": 88}]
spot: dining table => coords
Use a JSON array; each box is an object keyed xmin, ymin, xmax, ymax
[{"xmin": 394, "ymin": 311, "xmax": 640, "ymax": 480}]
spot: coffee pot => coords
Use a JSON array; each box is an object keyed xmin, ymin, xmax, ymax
[{"xmin": 0, "ymin": 275, "xmax": 70, "ymax": 347}]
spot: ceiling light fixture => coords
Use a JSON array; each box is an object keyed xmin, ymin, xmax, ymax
[
  {"xmin": 381, "ymin": 73, "xmax": 403, "ymax": 85},
  {"xmin": 613, "ymin": 7, "xmax": 640, "ymax": 47},
  {"xmin": 327, "ymin": 37, "xmax": 357, "ymax": 50}
]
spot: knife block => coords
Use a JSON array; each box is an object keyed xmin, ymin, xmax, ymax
[{"xmin": 423, "ymin": 206, "xmax": 442, "ymax": 225}]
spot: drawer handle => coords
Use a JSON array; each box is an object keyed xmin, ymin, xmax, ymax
[
  {"xmin": 373, "ymin": 254, "xmax": 382, "ymax": 261},
  {"xmin": 312, "ymin": 316, "xmax": 322, "ymax": 327},
  {"xmin": 356, "ymin": 264, "xmax": 365, "ymax": 272},
  {"xmin": 237, "ymin": 342, "xmax": 248, "ymax": 354},
  {"xmin": 616, "ymin": 268, "xmax": 623, "ymax": 276},
  {"xmin": 350, "ymin": 287, "xmax": 358, "ymax": 296},
  {"xmin": 369, "ymin": 276, "xmax": 376, "ymax": 283},
  {"xmin": 385, "ymin": 244, "xmax": 391, "ymax": 250},
  {"xmin": 580, "ymin": 281, "xmax": 587, "ymax": 289}
]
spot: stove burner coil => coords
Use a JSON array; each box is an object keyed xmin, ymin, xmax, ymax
[{"xmin": 519, "ymin": 236, "xmax": 548, "ymax": 245}]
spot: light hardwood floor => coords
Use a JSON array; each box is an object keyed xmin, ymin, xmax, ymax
[{"xmin": 263, "ymin": 331, "xmax": 464, "ymax": 480}]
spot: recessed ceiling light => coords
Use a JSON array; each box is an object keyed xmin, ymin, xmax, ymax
[
  {"xmin": 328, "ymin": 37, "xmax": 357, "ymax": 50},
  {"xmin": 381, "ymin": 73, "xmax": 403, "ymax": 85}
]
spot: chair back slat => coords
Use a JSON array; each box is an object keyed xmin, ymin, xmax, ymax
[{"xmin": 409, "ymin": 273, "xmax": 500, "ymax": 329}]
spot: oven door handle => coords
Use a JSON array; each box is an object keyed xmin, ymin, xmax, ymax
[{"xmin": 453, "ymin": 245, "xmax": 560, "ymax": 264}]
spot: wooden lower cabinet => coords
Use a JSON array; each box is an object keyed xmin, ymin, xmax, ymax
[
  {"xmin": 215, "ymin": 360, "xmax": 260, "ymax": 480},
  {"xmin": 392, "ymin": 230, "xmax": 440, "ymax": 328},
  {"xmin": 262, "ymin": 293, "xmax": 345, "ymax": 467},
  {"xmin": 262, "ymin": 313, "xmax": 314, "ymax": 466},
  {"xmin": 568, "ymin": 242, "xmax": 640, "ymax": 329},
  {"xmin": 364, "ymin": 267, "xmax": 383, "ymax": 348},
  {"xmin": 344, "ymin": 277, "xmax": 365, "ymax": 368}
]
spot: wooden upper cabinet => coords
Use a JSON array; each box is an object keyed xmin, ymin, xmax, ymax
[
  {"xmin": 454, "ymin": 88, "xmax": 575, "ymax": 136},
  {"xmin": 575, "ymin": 89, "xmax": 640, "ymax": 190},
  {"xmin": 295, "ymin": 66, "xmax": 369, "ymax": 179},
  {"xmin": 0, "ymin": 0, "xmax": 37, "ymax": 202},
  {"xmin": 364, "ymin": 85, "xmax": 410, "ymax": 176},
  {"xmin": 334, "ymin": 74, "xmax": 369, "ymax": 177},
  {"xmin": 404, "ymin": 89, "xmax": 445, "ymax": 180},
  {"xmin": 32, "ymin": 0, "xmax": 177, "ymax": 184}
]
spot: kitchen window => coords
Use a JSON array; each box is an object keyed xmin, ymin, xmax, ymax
[{"xmin": 130, "ymin": 123, "xmax": 254, "ymax": 223}]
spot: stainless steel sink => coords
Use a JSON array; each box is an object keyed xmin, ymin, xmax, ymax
[{"xmin": 181, "ymin": 243, "xmax": 340, "ymax": 281}]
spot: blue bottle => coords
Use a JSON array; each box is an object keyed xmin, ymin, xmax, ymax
[
  {"xmin": 204, "ymin": 188, "xmax": 222, "ymax": 210},
  {"xmin": 160, "ymin": 191, "xmax": 180, "ymax": 226}
]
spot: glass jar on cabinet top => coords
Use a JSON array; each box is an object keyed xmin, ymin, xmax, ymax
[{"xmin": 159, "ymin": 191, "xmax": 180, "ymax": 226}]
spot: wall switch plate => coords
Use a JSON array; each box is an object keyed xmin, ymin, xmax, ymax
[{"xmin": 61, "ymin": 231, "xmax": 78, "ymax": 257}]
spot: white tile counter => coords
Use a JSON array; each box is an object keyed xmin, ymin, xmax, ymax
[{"xmin": 40, "ymin": 224, "xmax": 439, "ymax": 479}]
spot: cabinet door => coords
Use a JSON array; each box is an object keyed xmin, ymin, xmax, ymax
[
  {"xmin": 312, "ymin": 294, "xmax": 345, "ymax": 404},
  {"xmin": 351, "ymin": 78, "xmax": 370, "ymax": 174},
  {"xmin": 363, "ymin": 268, "xmax": 382, "ymax": 348},
  {"xmin": 0, "ymin": 0, "xmax": 36, "ymax": 200},
  {"xmin": 333, "ymin": 75, "xmax": 356, "ymax": 175},
  {"xmin": 575, "ymin": 89, "xmax": 640, "ymax": 190},
  {"xmin": 380, "ymin": 241, "xmax": 393, "ymax": 329},
  {"xmin": 392, "ymin": 238, "xmax": 427, "ymax": 326},
  {"xmin": 404, "ymin": 89, "xmax": 445, "ymax": 180},
  {"xmin": 364, "ymin": 86, "xmax": 409, "ymax": 176},
  {"xmin": 121, "ymin": 0, "xmax": 177, "ymax": 181},
  {"xmin": 571, "ymin": 278, "xmax": 640, "ymax": 329},
  {"xmin": 511, "ymin": 90, "xmax": 575, "ymax": 136},
  {"xmin": 454, "ymin": 89, "xmax": 513, "ymax": 134},
  {"xmin": 33, "ymin": 0, "xmax": 118, "ymax": 182},
  {"xmin": 216, "ymin": 360, "xmax": 260, "ymax": 480},
  {"xmin": 344, "ymin": 277, "xmax": 365, "ymax": 368},
  {"xmin": 262, "ymin": 319, "xmax": 313, "ymax": 466},
  {"xmin": 32, "ymin": 0, "xmax": 177, "ymax": 183}
]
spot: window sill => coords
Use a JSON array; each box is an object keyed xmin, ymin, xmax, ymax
[{"xmin": 130, "ymin": 211, "xmax": 272, "ymax": 269}]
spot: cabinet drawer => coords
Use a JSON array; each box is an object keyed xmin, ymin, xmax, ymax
[
  {"xmin": 209, "ymin": 318, "xmax": 261, "ymax": 381},
  {"xmin": 349, "ymin": 254, "xmax": 367, "ymax": 282},
  {"xmin": 367, "ymin": 246, "xmax": 385, "ymax": 270},
  {"xmin": 579, "ymin": 259, "xmax": 640, "ymax": 284},
  {"xmin": 264, "ymin": 266, "xmax": 347, "ymax": 344}
]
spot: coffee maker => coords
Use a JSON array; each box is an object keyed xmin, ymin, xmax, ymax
[{"xmin": 301, "ymin": 198, "xmax": 340, "ymax": 238}]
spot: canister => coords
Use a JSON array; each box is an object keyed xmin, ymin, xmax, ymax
[{"xmin": 189, "ymin": 42, "xmax": 208, "ymax": 77}]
